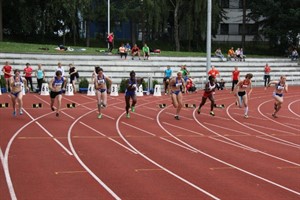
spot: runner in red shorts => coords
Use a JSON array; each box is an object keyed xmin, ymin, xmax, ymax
[{"xmin": 197, "ymin": 76, "xmax": 216, "ymax": 116}]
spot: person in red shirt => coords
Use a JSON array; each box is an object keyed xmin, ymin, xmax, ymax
[
  {"xmin": 208, "ymin": 66, "xmax": 220, "ymax": 80},
  {"xmin": 107, "ymin": 32, "xmax": 114, "ymax": 53},
  {"xmin": 231, "ymin": 66, "xmax": 240, "ymax": 92},
  {"xmin": 23, "ymin": 63, "xmax": 33, "ymax": 92},
  {"xmin": 234, "ymin": 73, "xmax": 253, "ymax": 118},
  {"xmin": 131, "ymin": 44, "xmax": 141, "ymax": 60},
  {"xmin": 2, "ymin": 61, "xmax": 13, "ymax": 92},
  {"xmin": 264, "ymin": 63, "xmax": 271, "ymax": 88}
]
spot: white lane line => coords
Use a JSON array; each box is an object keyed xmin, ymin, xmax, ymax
[
  {"xmin": 204, "ymin": 123, "xmax": 251, "ymax": 136},
  {"xmin": 163, "ymin": 122, "xmax": 204, "ymax": 136},
  {"xmin": 288, "ymin": 99, "xmax": 300, "ymax": 118},
  {"xmin": 244, "ymin": 122, "xmax": 297, "ymax": 136},
  {"xmin": 79, "ymin": 121, "xmax": 137, "ymax": 154},
  {"xmin": 255, "ymin": 136, "xmax": 300, "ymax": 149},
  {"xmin": 67, "ymin": 109, "xmax": 122, "ymax": 200},
  {"xmin": 117, "ymin": 111, "xmax": 221, "ymax": 200},
  {"xmin": 159, "ymin": 137, "xmax": 198, "ymax": 153},
  {"xmin": 122, "ymin": 122, "xmax": 156, "ymax": 136}
]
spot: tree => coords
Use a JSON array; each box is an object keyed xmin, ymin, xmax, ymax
[
  {"xmin": 0, "ymin": 0, "xmax": 2, "ymax": 41},
  {"xmin": 248, "ymin": 0, "xmax": 300, "ymax": 52}
]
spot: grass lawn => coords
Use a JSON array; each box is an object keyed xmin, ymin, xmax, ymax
[{"xmin": 0, "ymin": 41, "xmax": 279, "ymax": 58}]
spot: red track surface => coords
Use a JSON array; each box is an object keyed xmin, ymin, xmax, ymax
[{"xmin": 0, "ymin": 87, "xmax": 299, "ymax": 200}]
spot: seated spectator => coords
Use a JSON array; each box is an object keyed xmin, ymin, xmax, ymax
[
  {"xmin": 142, "ymin": 43, "xmax": 150, "ymax": 60},
  {"xmin": 227, "ymin": 47, "xmax": 236, "ymax": 61},
  {"xmin": 118, "ymin": 43, "xmax": 127, "ymax": 59},
  {"xmin": 180, "ymin": 65, "xmax": 190, "ymax": 82},
  {"xmin": 131, "ymin": 44, "xmax": 141, "ymax": 60},
  {"xmin": 235, "ymin": 48, "xmax": 241, "ymax": 61},
  {"xmin": 215, "ymin": 48, "xmax": 224, "ymax": 60},
  {"xmin": 216, "ymin": 79, "xmax": 226, "ymax": 90},
  {"xmin": 186, "ymin": 78, "xmax": 197, "ymax": 93},
  {"xmin": 125, "ymin": 43, "xmax": 131, "ymax": 52},
  {"xmin": 291, "ymin": 49, "xmax": 299, "ymax": 61},
  {"xmin": 240, "ymin": 48, "xmax": 246, "ymax": 61}
]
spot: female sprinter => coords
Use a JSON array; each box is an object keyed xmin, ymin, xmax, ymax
[
  {"xmin": 234, "ymin": 73, "xmax": 253, "ymax": 118},
  {"xmin": 10, "ymin": 69, "xmax": 28, "ymax": 116},
  {"xmin": 125, "ymin": 71, "xmax": 143, "ymax": 118},
  {"xmin": 197, "ymin": 76, "xmax": 216, "ymax": 116},
  {"xmin": 266, "ymin": 75, "xmax": 288, "ymax": 118},
  {"xmin": 168, "ymin": 71, "xmax": 186, "ymax": 120},
  {"xmin": 49, "ymin": 70, "xmax": 66, "ymax": 117},
  {"xmin": 94, "ymin": 67, "xmax": 112, "ymax": 119}
]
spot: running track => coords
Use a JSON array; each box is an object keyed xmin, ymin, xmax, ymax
[{"xmin": 0, "ymin": 87, "xmax": 299, "ymax": 200}]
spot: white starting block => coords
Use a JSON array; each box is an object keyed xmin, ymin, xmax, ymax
[
  {"xmin": 21, "ymin": 83, "xmax": 26, "ymax": 95},
  {"xmin": 65, "ymin": 83, "xmax": 74, "ymax": 96},
  {"xmin": 136, "ymin": 85, "xmax": 143, "ymax": 96},
  {"xmin": 153, "ymin": 85, "xmax": 162, "ymax": 96},
  {"xmin": 87, "ymin": 84, "xmax": 96, "ymax": 96},
  {"xmin": 110, "ymin": 84, "xmax": 119, "ymax": 96},
  {"xmin": 40, "ymin": 83, "xmax": 50, "ymax": 95}
]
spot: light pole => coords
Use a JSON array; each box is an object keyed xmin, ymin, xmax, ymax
[{"xmin": 206, "ymin": 0, "xmax": 212, "ymax": 80}]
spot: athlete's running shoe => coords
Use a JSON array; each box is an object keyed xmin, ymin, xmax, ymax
[
  {"xmin": 56, "ymin": 113, "xmax": 59, "ymax": 117},
  {"xmin": 174, "ymin": 115, "xmax": 180, "ymax": 120},
  {"xmin": 51, "ymin": 106, "xmax": 55, "ymax": 111},
  {"xmin": 98, "ymin": 114, "xmax": 102, "ymax": 119},
  {"xmin": 210, "ymin": 111, "xmax": 215, "ymax": 116},
  {"xmin": 13, "ymin": 111, "xmax": 16, "ymax": 117},
  {"xmin": 131, "ymin": 106, "xmax": 135, "ymax": 112},
  {"xmin": 126, "ymin": 113, "xmax": 130, "ymax": 118},
  {"xmin": 197, "ymin": 109, "xmax": 201, "ymax": 114},
  {"xmin": 272, "ymin": 113, "xmax": 278, "ymax": 118},
  {"xmin": 19, "ymin": 109, "xmax": 23, "ymax": 115},
  {"xmin": 244, "ymin": 114, "xmax": 249, "ymax": 119}
]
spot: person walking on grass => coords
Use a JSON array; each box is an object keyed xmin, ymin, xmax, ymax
[
  {"xmin": 234, "ymin": 73, "xmax": 253, "ymax": 119},
  {"xmin": 168, "ymin": 71, "xmax": 186, "ymax": 120},
  {"xmin": 94, "ymin": 67, "xmax": 112, "ymax": 119},
  {"xmin": 197, "ymin": 76, "xmax": 217, "ymax": 116},
  {"xmin": 266, "ymin": 76, "xmax": 288, "ymax": 118}
]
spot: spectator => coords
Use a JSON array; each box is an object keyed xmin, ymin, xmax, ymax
[
  {"xmin": 264, "ymin": 63, "xmax": 271, "ymax": 89},
  {"xmin": 131, "ymin": 44, "xmax": 141, "ymax": 60},
  {"xmin": 186, "ymin": 78, "xmax": 197, "ymax": 93},
  {"xmin": 23, "ymin": 63, "xmax": 34, "ymax": 92},
  {"xmin": 240, "ymin": 48, "xmax": 246, "ymax": 61},
  {"xmin": 142, "ymin": 43, "xmax": 150, "ymax": 60},
  {"xmin": 124, "ymin": 43, "xmax": 131, "ymax": 52},
  {"xmin": 216, "ymin": 79, "xmax": 226, "ymax": 90},
  {"xmin": 231, "ymin": 66, "xmax": 240, "ymax": 93},
  {"xmin": 107, "ymin": 32, "xmax": 114, "ymax": 53},
  {"xmin": 215, "ymin": 48, "xmax": 224, "ymax": 61},
  {"xmin": 119, "ymin": 43, "xmax": 128, "ymax": 59},
  {"xmin": 227, "ymin": 47, "xmax": 236, "ymax": 61},
  {"xmin": 35, "ymin": 64, "xmax": 45, "ymax": 94},
  {"xmin": 163, "ymin": 65, "xmax": 172, "ymax": 95},
  {"xmin": 2, "ymin": 61, "xmax": 13, "ymax": 92},
  {"xmin": 208, "ymin": 65, "xmax": 220, "ymax": 80},
  {"xmin": 291, "ymin": 49, "xmax": 299, "ymax": 61},
  {"xmin": 235, "ymin": 48, "xmax": 241, "ymax": 61},
  {"xmin": 180, "ymin": 65, "xmax": 190, "ymax": 82},
  {"xmin": 69, "ymin": 63, "xmax": 79, "ymax": 93},
  {"xmin": 55, "ymin": 62, "xmax": 65, "ymax": 77}
]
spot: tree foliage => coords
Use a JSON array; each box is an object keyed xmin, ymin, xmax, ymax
[{"xmin": 248, "ymin": 0, "xmax": 300, "ymax": 51}]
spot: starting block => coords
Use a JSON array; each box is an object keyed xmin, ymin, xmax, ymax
[
  {"xmin": 0, "ymin": 103, "xmax": 9, "ymax": 108},
  {"xmin": 214, "ymin": 104, "xmax": 225, "ymax": 109},
  {"xmin": 32, "ymin": 103, "xmax": 42, "ymax": 108},
  {"xmin": 184, "ymin": 104, "xmax": 196, "ymax": 108},
  {"xmin": 67, "ymin": 103, "xmax": 76, "ymax": 108},
  {"xmin": 158, "ymin": 104, "xmax": 167, "ymax": 108}
]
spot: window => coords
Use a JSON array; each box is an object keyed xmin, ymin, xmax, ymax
[
  {"xmin": 239, "ymin": 24, "xmax": 258, "ymax": 35},
  {"xmin": 220, "ymin": 0, "xmax": 229, "ymax": 8},
  {"xmin": 220, "ymin": 24, "xmax": 229, "ymax": 34}
]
